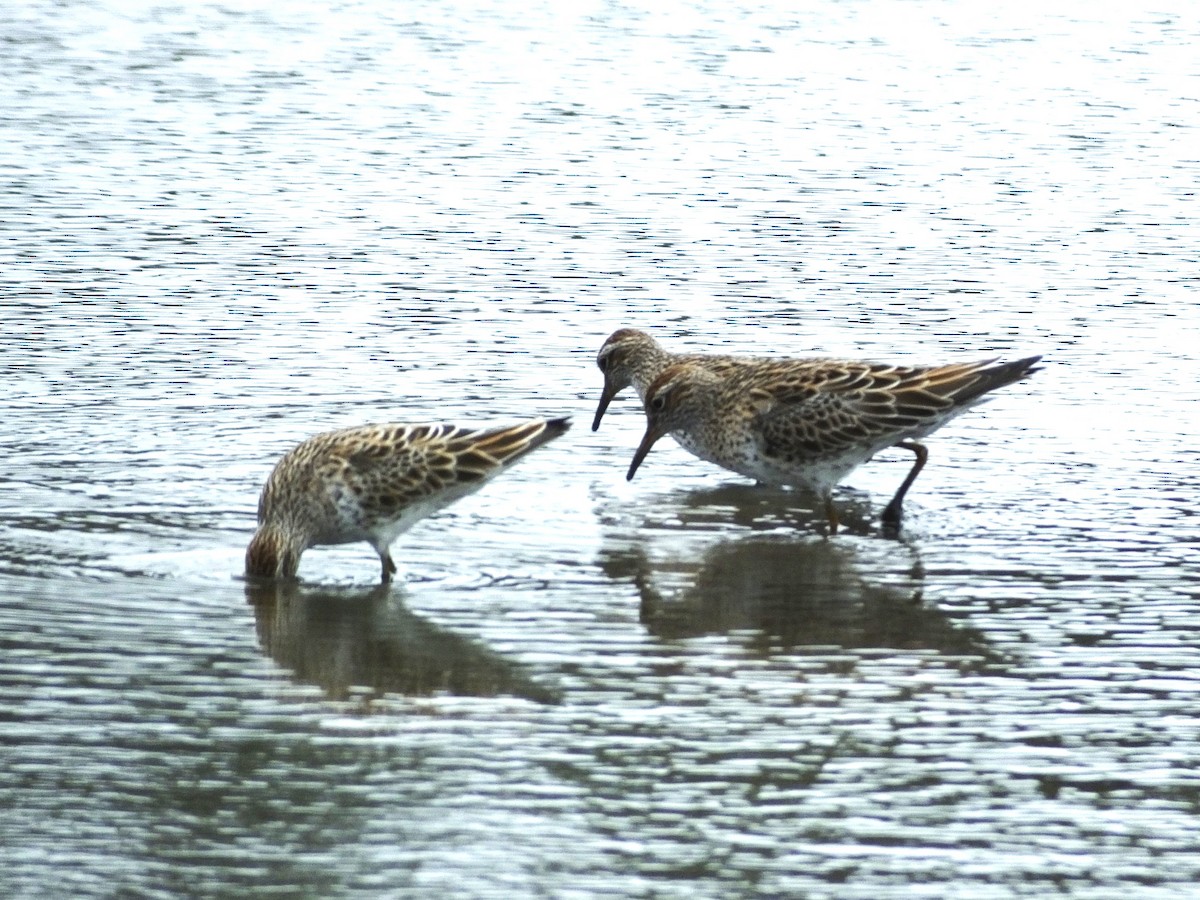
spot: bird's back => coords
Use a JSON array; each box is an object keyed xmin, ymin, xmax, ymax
[{"xmin": 258, "ymin": 417, "xmax": 572, "ymax": 546}]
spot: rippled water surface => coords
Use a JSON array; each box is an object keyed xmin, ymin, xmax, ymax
[{"xmin": 3, "ymin": 1, "xmax": 1200, "ymax": 896}]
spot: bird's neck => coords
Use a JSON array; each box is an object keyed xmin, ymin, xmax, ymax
[{"xmin": 635, "ymin": 343, "xmax": 674, "ymax": 390}]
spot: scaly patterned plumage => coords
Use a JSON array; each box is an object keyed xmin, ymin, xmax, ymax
[
  {"xmin": 625, "ymin": 356, "xmax": 1042, "ymax": 532},
  {"xmin": 245, "ymin": 417, "xmax": 570, "ymax": 581}
]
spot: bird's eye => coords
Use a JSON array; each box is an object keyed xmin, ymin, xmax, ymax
[
  {"xmin": 651, "ymin": 394, "xmax": 666, "ymax": 411},
  {"xmin": 598, "ymin": 356, "xmax": 610, "ymax": 372}
]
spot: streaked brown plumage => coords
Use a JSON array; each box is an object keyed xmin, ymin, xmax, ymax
[
  {"xmin": 245, "ymin": 417, "xmax": 571, "ymax": 582},
  {"xmin": 625, "ymin": 356, "xmax": 1042, "ymax": 533}
]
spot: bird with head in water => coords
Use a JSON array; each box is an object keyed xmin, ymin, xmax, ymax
[{"xmin": 245, "ymin": 417, "xmax": 571, "ymax": 582}]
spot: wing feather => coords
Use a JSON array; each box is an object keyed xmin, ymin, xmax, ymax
[{"xmin": 749, "ymin": 358, "xmax": 1039, "ymax": 460}]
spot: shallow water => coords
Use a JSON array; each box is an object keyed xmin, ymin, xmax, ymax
[{"xmin": 3, "ymin": 0, "xmax": 1200, "ymax": 896}]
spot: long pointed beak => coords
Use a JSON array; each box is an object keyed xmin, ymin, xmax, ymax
[
  {"xmin": 626, "ymin": 424, "xmax": 666, "ymax": 481},
  {"xmin": 592, "ymin": 379, "xmax": 618, "ymax": 431}
]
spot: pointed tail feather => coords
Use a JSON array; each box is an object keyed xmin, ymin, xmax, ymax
[
  {"xmin": 919, "ymin": 356, "xmax": 1043, "ymax": 408},
  {"xmin": 453, "ymin": 417, "xmax": 571, "ymax": 472}
]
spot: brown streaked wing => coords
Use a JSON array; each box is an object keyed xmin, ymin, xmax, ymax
[
  {"xmin": 752, "ymin": 362, "xmax": 961, "ymax": 459},
  {"xmin": 451, "ymin": 449, "xmax": 499, "ymax": 483},
  {"xmin": 917, "ymin": 356, "xmax": 1043, "ymax": 406},
  {"xmin": 904, "ymin": 360, "xmax": 997, "ymax": 403},
  {"xmin": 335, "ymin": 425, "xmax": 457, "ymax": 513},
  {"xmin": 444, "ymin": 419, "xmax": 568, "ymax": 481},
  {"xmin": 452, "ymin": 421, "xmax": 544, "ymax": 462}
]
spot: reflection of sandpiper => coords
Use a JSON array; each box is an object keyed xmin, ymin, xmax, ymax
[
  {"xmin": 602, "ymin": 534, "xmax": 997, "ymax": 666},
  {"xmin": 245, "ymin": 417, "xmax": 570, "ymax": 582},
  {"xmin": 246, "ymin": 581, "xmax": 560, "ymax": 704}
]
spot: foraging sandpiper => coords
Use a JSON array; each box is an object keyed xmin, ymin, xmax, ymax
[
  {"xmin": 624, "ymin": 356, "xmax": 1041, "ymax": 532},
  {"xmin": 245, "ymin": 417, "xmax": 570, "ymax": 581}
]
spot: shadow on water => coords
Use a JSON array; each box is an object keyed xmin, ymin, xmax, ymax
[
  {"xmin": 244, "ymin": 581, "xmax": 560, "ymax": 705},
  {"xmin": 599, "ymin": 486, "xmax": 1001, "ymax": 669}
]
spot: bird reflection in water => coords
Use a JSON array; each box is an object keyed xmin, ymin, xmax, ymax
[
  {"xmin": 599, "ymin": 488, "xmax": 998, "ymax": 667},
  {"xmin": 244, "ymin": 581, "xmax": 560, "ymax": 706}
]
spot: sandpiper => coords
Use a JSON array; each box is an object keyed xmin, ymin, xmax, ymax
[
  {"xmin": 625, "ymin": 356, "xmax": 1042, "ymax": 533},
  {"xmin": 592, "ymin": 328, "xmax": 756, "ymax": 433},
  {"xmin": 245, "ymin": 417, "xmax": 571, "ymax": 582}
]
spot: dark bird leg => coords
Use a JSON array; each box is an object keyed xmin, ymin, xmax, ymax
[
  {"xmin": 823, "ymin": 493, "xmax": 840, "ymax": 536},
  {"xmin": 378, "ymin": 550, "xmax": 397, "ymax": 584},
  {"xmin": 882, "ymin": 441, "xmax": 928, "ymax": 526}
]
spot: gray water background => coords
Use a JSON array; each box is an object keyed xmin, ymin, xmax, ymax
[{"xmin": 2, "ymin": 1, "xmax": 1199, "ymax": 896}]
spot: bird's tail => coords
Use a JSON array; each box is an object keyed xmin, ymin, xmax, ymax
[
  {"xmin": 921, "ymin": 355, "xmax": 1043, "ymax": 408},
  {"xmin": 446, "ymin": 417, "xmax": 572, "ymax": 479}
]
